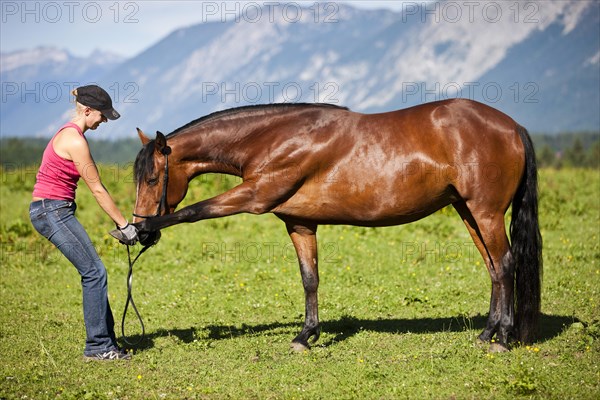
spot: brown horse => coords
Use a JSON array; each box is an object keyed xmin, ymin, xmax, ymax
[{"xmin": 132, "ymin": 99, "xmax": 542, "ymax": 352}]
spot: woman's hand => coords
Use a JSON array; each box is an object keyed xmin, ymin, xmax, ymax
[
  {"xmin": 109, "ymin": 223, "xmax": 138, "ymax": 245},
  {"xmin": 120, "ymin": 223, "xmax": 139, "ymax": 244}
]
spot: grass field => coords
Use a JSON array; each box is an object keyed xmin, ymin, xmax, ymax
[{"xmin": 1, "ymin": 166, "xmax": 598, "ymax": 399}]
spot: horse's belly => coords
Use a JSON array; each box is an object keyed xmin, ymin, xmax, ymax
[{"xmin": 272, "ymin": 173, "xmax": 456, "ymax": 226}]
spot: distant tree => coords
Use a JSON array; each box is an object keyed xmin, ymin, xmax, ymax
[
  {"xmin": 586, "ymin": 141, "xmax": 600, "ymax": 168},
  {"xmin": 563, "ymin": 137, "xmax": 586, "ymax": 167},
  {"xmin": 537, "ymin": 145, "xmax": 556, "ymax": 168}
]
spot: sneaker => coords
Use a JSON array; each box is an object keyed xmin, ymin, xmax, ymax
[{"xmin": 84, "ymin": 349, "xmax": 132, "ymax": 361}]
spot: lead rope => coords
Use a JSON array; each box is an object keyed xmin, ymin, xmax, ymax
[{"xmin": 121, "ymin": 244, "xmax": 152, "ymax": 347}]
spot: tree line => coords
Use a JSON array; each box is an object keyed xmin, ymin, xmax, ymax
[
  {"xmin": 532, "ymin": 132, "xmax": 599, "ymax": 168},
  {"xmin": 0, "ymin": 138, "xmax": 140, "ymax": 168},
  {"xmin": 1, "ymin": 132, "xmax": 598, "ymax": 169}
]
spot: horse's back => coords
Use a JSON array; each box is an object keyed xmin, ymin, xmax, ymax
[
  {"xmin": 353, "ymin": 99, "xmax": 521, "ymax": 156},
  {"xmin": 348, "ymin": 99, "xmax": 525, "ymax": 201}
]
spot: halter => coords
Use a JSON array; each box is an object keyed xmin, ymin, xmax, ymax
[{"xmin": 133, "ymin": 146, "xmax": 171, "ymax": 219}]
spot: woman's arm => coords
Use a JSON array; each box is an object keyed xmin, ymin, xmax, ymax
[{"xmin": 66, "ymin": 131, "xmax": 129, "ymax": 228}]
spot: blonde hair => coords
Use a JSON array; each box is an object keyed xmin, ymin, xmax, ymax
[{"xmin": 71, "ymin": 89, "xmax": 87, "ymax": 118}]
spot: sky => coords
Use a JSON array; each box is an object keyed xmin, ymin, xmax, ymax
[{"xmin": 0, "ymin": 1, "xmax": 419, "ymax": 58}]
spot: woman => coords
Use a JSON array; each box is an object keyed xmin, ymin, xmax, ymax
[{"xmin": 29, "ymin": 85, "xmax": 138, "ymax": 361}]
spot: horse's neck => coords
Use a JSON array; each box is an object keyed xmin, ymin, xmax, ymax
[
  {"xmin": 171, "ymin": 121, "xmax": 253, "ymax": 178},
  {"xmin": 170, "ymin": 106, "xmax": 326, "ymax": 178}
]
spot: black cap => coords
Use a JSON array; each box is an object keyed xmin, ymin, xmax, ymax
[{"xmin": 75, "ymin": 85, "xmax": 120, "ymax": 120}]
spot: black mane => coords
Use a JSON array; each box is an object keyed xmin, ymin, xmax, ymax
[
  {"xmin": 134, "ymin": 140, "xmax": 156, "ymax": 184},
  {"xmin": 134, "ymin": 103, "xmax": 349, "ymax": 183}
]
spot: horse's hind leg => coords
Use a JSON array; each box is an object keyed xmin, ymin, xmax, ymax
[
  {"xmin": 283, "ymin": 220, "xmax": 320, "ymax": 351},
  {"xmin": 453, "ymin": 200, "xmax": 514, "ymax": 351}
]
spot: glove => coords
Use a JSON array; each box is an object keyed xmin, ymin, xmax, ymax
[{"xmin": 109, "ymin": 223, "xmax": 139, "ymax": 246}]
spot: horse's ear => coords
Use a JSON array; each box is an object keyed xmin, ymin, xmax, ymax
[
  {"xmin": 137, "ymin": 128, "xmax": 151, "ymax": 145},
  {"xmin": 154, "ymin": 131, "xmax": 170, "ymax": 155}
]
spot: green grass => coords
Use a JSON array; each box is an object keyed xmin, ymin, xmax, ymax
[{"xmin": 1, "ymin": 166, "xmax": 599, "ymax": 399}]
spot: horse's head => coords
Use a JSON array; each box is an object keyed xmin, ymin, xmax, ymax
[{"xmin": 132, "ymin": 128, "xmax": 189, "ymax": 245}]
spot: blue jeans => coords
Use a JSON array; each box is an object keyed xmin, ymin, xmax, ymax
[{"xmin": 29, "ymin": 199, "xmax": 118, "ymax": 355}]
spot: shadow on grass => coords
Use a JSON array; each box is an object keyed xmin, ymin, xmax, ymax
[{"xmin": 123, "ymin": 313, "xmax": 577, "ymax": 351}]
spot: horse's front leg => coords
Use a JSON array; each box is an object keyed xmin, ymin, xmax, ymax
[
  {"xmin": 135, "ymin": 182, "xmax": 271, "ymax": 233},
  {"xmin": 284, "ymin": 220, "xmax": 321, "ymax": 352}
]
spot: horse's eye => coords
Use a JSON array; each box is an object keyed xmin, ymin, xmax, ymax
[{"xmin": 147, "ymin": 177, "xmax": 159, "ymax": 186}]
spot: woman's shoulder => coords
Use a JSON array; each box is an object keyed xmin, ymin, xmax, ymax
[{"xmin": 53, "ymin": 127, "xmax": 88, "ymax": 160}]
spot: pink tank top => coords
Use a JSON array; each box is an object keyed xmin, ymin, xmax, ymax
[{"xmin": 32, "ymin": 122, "xmax": 85, "ymax": 201}]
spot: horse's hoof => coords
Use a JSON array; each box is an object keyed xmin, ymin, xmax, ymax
[
  {"xmin": 139, "ymin": 230, "xmax": 161, "ymax": 247},
  {"xmin": 290, "ymin": 341, "xmax": 310, "ymax": 353},
  {"xmin": 489, "ymin": 342, "xmax": 509, "ymax": 353}
]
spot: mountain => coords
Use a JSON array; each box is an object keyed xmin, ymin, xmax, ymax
[
  {"xmin": 475, "ymin": 1, "xmax": 600, "ymax": 132},
  {"xmin": 1, "ymin": 1, "xmax": 598, "ymax": 139},
  {"xmin": 0, "ymin": 47, "xmax": 124, "ymax": 137}
]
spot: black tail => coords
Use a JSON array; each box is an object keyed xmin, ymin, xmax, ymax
[{"xmin": 510, "ymin": 125, "xmax": 543, "ymax": 344}]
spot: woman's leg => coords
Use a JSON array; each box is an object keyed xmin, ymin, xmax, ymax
[{"xmin": 30, "ymin": 200, "xmax": 118, "ymax": 355}]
